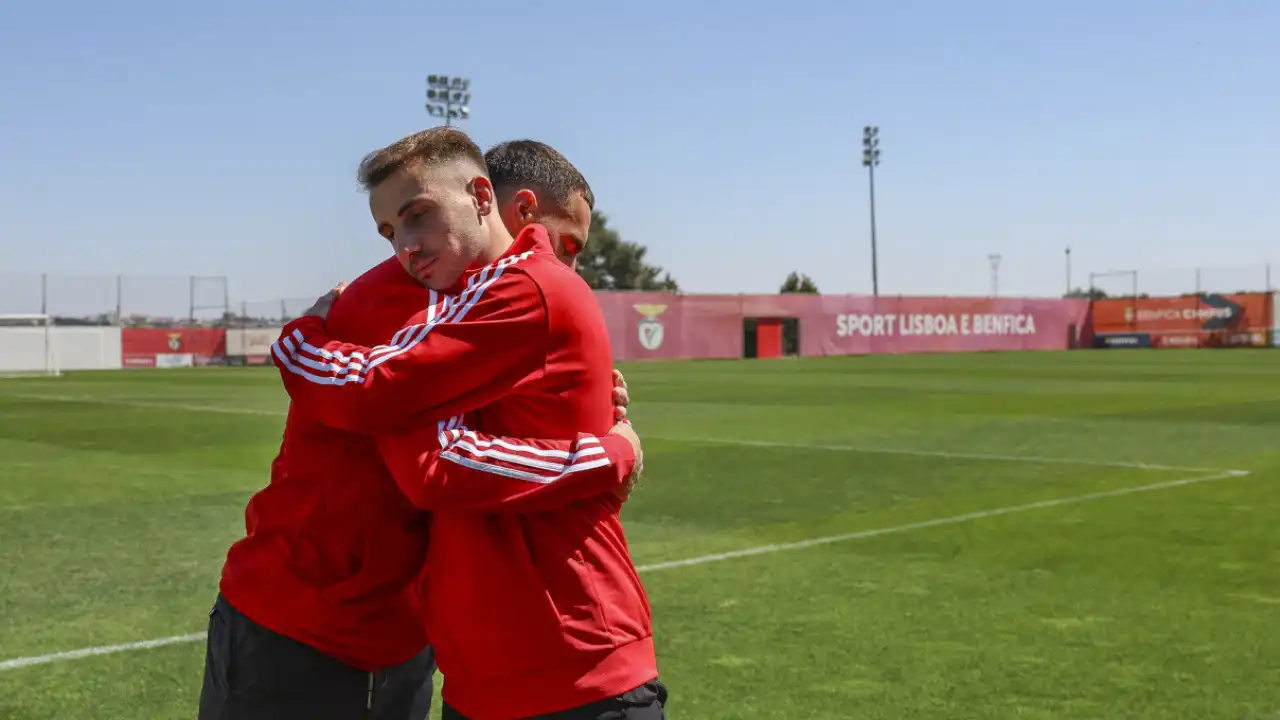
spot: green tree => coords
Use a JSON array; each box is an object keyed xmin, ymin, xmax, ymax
[
  {"xmin": 780, "ymin": 271, "xmax": 819, "ymax": 294},
  {"xmin": 1064, "ymin": 287, "xmax": 1108, "ymax": 300},
  {"xmin": 576, "ymin": 211, "xmax": 679, "ymax": 291}
]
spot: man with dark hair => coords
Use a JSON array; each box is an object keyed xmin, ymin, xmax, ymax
[
  {"xmin": 272, "ymin": 126, "xmax": 665, "ymax": 719},
  {"xmin": 485, "ymin": 139, "xmax": 595, "ymax": 268},
  {"xmin": 201, "ymin": 127, "xmax": 653, "ymax": 720}
]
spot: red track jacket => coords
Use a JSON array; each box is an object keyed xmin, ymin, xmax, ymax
[
  {"xmin": 219, "ymin": 241, "xmax": 638, "ymax": 675},
  {"xmin": 272, "ymin": 226, "xmax": 658, "ymax": 719}
]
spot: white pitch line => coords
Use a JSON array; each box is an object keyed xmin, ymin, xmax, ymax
[
  {"xmin": 654, "ymin": 436, "xmax": 1230, "ymax": 473},
  {"xmin": 635, "ymin": 468, "xmax": 1250, "ymax": 572},
  {"xmin": 0, "ymin": 393, "xmax": 1230, "ymax": 473},
  {"xmin": 0, "ymin": 632, "xmax": 206, "ymax": 672},
  {"xmin": 0, "ymin": 467, "xmax": 1252, "ymax": 673}
]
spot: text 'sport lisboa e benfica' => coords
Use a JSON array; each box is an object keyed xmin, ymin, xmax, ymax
[{"xmin": 1091, "ymin": 292, "xmax": 1274, "ymax": 349}]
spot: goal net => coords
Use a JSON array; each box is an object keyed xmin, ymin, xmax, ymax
[{"xmin": 0, "ymin": 314, "xmax": 62, "ymax": 377}]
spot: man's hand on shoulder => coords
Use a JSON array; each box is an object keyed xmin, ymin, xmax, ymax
[
  {"xmin": 612, "ymin": 368, "xmax": 629, "ymax": 422},
  {"xmin": 608, "ymin": 367, "xmax": 641, "ymax": 500},
  {"xmin": 609, "ymin": 420, "xmax": 643, "ymax": 501},
  {"xmin": 303, "ymin": 282, "xmax": 348, "ymax": 322}
]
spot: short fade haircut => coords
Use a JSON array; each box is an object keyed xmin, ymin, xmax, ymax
[
  {"xmin": 357, "ymin": 126, "xmax": 488, "ymax": 191},
  {"xmin": 484, "ymin": 140, "xmax": 595, "ymax": 211}
]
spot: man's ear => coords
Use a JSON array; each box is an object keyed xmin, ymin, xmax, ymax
[
  {"xmin": 514, "ymin": 189, "xmax": 539, "ymax": 223},
  {"xmin": 471, "ymin": 175, "xmax": 495, "ymax": 216}
]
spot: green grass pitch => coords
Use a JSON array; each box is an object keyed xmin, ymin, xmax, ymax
[{"xmin": 2, "ymin": 350, "xmax": 1279, "ymax": 719}]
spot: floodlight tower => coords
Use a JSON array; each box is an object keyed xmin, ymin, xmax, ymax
[
  {"xmin": 862, "ymin": 126, "xmax": 881, "ymax": 297},
  {"xmin": 988, "ymin": 253, "xmax": 1002, "ymax": 297},
  {"xmin": 426, "ymin": 75, "xmax": 471, "ymax": 126}
]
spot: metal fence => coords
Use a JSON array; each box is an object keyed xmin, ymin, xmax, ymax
[
  {"xmin": 0, "ymin": 273, "xmax": 233, "ymax": 327},
  {"xmin": 3, "ymin": 265, "xmax": 1274, "ymax": 328},
  {"xmin": 0, "ymin": 271, "xmax": 334, "ymax": 328},
  {"xmin": 1087, "ymin": 263, "xmax": 1274, "ymax": 298},
  {"xmin": 230, "ymin": 298, "xmax": 323, "ymax": 327}
]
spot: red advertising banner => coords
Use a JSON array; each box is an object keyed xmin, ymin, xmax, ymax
[
  {"xmin": 597, "ymin": 294, "xmax": 1089, "ymax": 361},
  {"xmin": 809, "ymin": 296, "xmax": 1089, "ymax": 356},
  {"xmin": 121, "ymin": 328, "xmax": 227, "ymax": 367},
  {"xmin": 1090, "ymin": 293, "xmax": 1273, "ymax": 348},
  {"xmin": 595, "ymin": 293, "xmax": 742, "ymax": 361}
]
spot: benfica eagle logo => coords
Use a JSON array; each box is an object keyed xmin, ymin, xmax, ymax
[{"xmin": 633, "ymin": 304, "xmax": 668, "ymax": 351}]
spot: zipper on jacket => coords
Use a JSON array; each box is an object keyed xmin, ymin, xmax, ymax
[{"xmin": 365, "ymin": 671, "xmax": 375, "ymax": 716}]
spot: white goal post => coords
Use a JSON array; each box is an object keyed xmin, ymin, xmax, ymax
[{"xmin": 0, "ymin": 314, "xmax": 62, "ymax": 377}]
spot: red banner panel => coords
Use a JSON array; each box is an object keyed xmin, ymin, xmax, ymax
[
  {"xmin": 597, "ymin": 293, "xmax": 1089, "ymax": 361},
  {"xmin": 121, "ymin": 328, "xmax": 227, "ymax": 367},
  {"xmin": 595, "ymin": 293, "xmax": 750, "ymax": 361},
  {"xmin": 810, "ymin": 296, "xmax": 1089, "ymax": 356},
  {"xmin": 1090, "ymin": 293, "xmax": 1273, "ymax": 348}
]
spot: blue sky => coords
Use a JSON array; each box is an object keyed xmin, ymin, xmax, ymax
[{"xmin": 1, "ymin": 0, "xmax": 1277, "ymax": 317}]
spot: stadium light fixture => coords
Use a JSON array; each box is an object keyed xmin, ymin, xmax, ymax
[
  {"xmin": 862, "ymin": 126, "xmax": 881, "ymax": 297},
  {"xmin": 426, "ymin": 74, "xmax": 471, "ymax": 126}
]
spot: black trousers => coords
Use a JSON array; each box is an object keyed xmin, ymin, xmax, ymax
[
  {"xmin": 441, "ymin": 679, "xmax": 667, "ymax": 720},
  {"xmin": 198, "ymin": 594, "xmax": 436, "ymax": 720}
]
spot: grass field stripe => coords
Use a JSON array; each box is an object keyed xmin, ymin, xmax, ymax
[
  {"xmin": 0, "ymin": 394, "xmax": 1240, "ymax": 475},
  {"xmin": 0, "ymin": 633, "xmax": 206, "ymax": 671},
  {"xmin": 0, "ymin": 468, "xmax": 1251, "ymax": 673},
  {"xmin": 0, "ymin": 393, "xmax": 283, "ymax": 416},
  {"xmin": 635, "ymin": 469, "xmax": 1251, "ymax": 573}
]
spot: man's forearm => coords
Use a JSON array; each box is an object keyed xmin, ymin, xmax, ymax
[
  {"xmin": 272, "ymin": 266, "xmax": 546, "ymax": 434},
  {"xmin": 377, "ymin": 418, "xmax": 638, "ymax": 513}
]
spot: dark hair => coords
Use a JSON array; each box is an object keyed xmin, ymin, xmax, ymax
[
  {"xmin": 357, "ymin": 126, "xmax": 487, "ymax": 191},
  {"xmin": 483, "ymin": 139, "xmax": 595, "ymax": 210}
]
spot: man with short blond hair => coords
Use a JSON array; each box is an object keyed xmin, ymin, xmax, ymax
[{"xmin": 273, "ymin": 126, "xmax": 665, "ymax": 719}]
